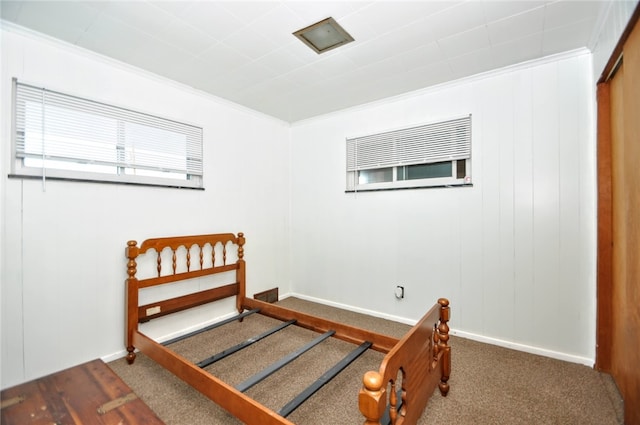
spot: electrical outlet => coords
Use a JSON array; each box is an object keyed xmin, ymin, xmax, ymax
[
  {"xmin": 146, "ymin": 306, "xmax": 161, "ymax": 316},
  {"xmin": 395, "ymin": 285, "xmax": 404, "ymax": 299}
]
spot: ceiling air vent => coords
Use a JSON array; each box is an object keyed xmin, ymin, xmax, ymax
[{"xmin": 293, "ymin": 17, "xmax": 354, "ymax": 54}]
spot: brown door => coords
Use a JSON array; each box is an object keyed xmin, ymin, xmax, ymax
[{"xmin": 596, "ymin": 8, "xmax": 640, "ymax": 425}]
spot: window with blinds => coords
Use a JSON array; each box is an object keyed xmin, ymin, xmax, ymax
[
  {"xmin": 11, "ymin": 79, "xmax": 203, "ymax": 189},
  {"xmin": 346, "ymin": 115, "xmax": 472, "ymax": 191}
]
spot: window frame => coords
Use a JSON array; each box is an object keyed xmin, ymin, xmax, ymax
[
  {"xmin": 10, "ymin": 79, "xmax": 204, "ymax": 189},
  {"xmin": 345, "ymin": 115, "xmax": 472, "ymax": 192}
]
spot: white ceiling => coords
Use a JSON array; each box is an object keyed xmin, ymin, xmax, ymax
[{"xmin": 1, "ymin": 0, "xmax": 612, "ymax": 122}]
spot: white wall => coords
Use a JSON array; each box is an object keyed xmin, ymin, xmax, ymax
[
  {"xmin": 290, "ymin": 51, "xmax": 596, "ymax": 364},
  {"xmin": 0, "ymin": 27, "xmax": 291, "ymax": 388},
  {"xmin": 2, "ymin": 7, "xmax": 620, "ymax": 388}
]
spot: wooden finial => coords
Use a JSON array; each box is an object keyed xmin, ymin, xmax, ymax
[
  {"xmin": 359, "ymin": 371, "xmax": 386, "ymax": 425},
  {"xmin": 237, "ymin": 232, "xmax": 245, "ymax": 260},
  {"xmin": 125, "ymin": 241, "xmax": 138, "ymax": 279}
]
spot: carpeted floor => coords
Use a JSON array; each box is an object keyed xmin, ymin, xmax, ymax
[{"xmin": 109, "ymin": 297, "xmax": 624, "ymax": 424}]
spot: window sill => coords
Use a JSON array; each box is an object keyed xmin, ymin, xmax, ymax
[
  {"xmin": 345, "ymin": 183, "xmax": 473, "ymax": 193},
  {"xmin": 8, "ymin": 174, "xmax": 205, "ymax": 190}
]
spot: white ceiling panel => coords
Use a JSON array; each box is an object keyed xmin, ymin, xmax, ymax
[
  {"xmin": 254, "ymin": 46, "xmax": 308, "ymax": 75},
  {"xmin": 542, "ymin": 17, "xmax": 599, "ymax": 55},
  {"xmin": 398, "ymin": 42, "xmax": 447, "ymax": 71},
  {"xmin": 401, "ymin": 60, "xmax": 454, "ymax": 89},
  {"xmin": 426, "ymin": 1, "xmax": 488, "ymax": 40},
  {"xmin": 279, "ymin": 64, "xmax": 327, "ymax": 87},
  {"xmin": 359, "ymin": 54, "xmax": 410, "ymax": 80},
  {"xmin": 220, "ymin": 1, "xmax": 281, "ymax": 23},
  {"xmin": 249, "ymin": 4, "xmax": 307, "ymax": 46},
  {"xmin": 438, "ymin": 25, "xmax": 492, "ymax": 59},
  {"xmin": 491, "ymin": 32, "xmax": 544, "ymax": 68},
  {"xmin": 100, "ymin": 2, "xmax": 173, "ymax": 38},
  {"xmin": 283, "ymin": 1, "xmax": 361, "ymax": 23},
  {"xmin": 197, "ymin": 41, "xmax": 252, "ymax": 73},
  {"xmin": 222, "ymin": 26, "xmax": 279, "ymax": 60},
  {"xmin": 342, "ymin": 29, "xmax": 420, "ymax": 66},
  {"xmin": 0, "ymin": 0, "xmax": 627, "ymax": 123},
  {"xmin": 337, "ymin": 11, "xmax": 377, "ymax": 40},
  {"xmin": 482, "ymin": 0, "xmax": 547, "ymax": 23},
  {"xmin": 487, "ymin": 6, "xmax": 545, "ymax": 45},
  {"xmin": 448, "ymin": 46, "xmax": 495, "ymax": 77},
  {"xmin": 0, "ymin": 1, "xmax": 21, "ymax": 21},
  {"xmin": 155, "ymin": 17, "xmax": 215, "ymax": 55},
  {"xmin": 174, "ymin": 2, "xmax": 245, "ymax": 40},
  {"xmin": 222, "ymin": 62, "xmax": 279, "ymax": 93},
  {"xmin": 76, "ymin": 14, "xmax": 153, "ymax": 62},
  {"xmin": 544, "ymin": 0, "xmax": 607, "ymax": 29},
  {"xmin": 352, "ymin": 1, "xmax": 454, "ymax": 32},
  {"xmin": 9, "ymin": 0, "xmax": 102, "ymax": 44},
  {"xmin": 314, "ymin": 52, "xmax": 358, "ymax": 78},
  {"xmin": 148, "ymin": 1, "xmax": 193, "ymax": 17}
]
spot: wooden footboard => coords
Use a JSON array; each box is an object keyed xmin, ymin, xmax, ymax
[{"xmin": 359, "ymin": 298, "xmax": 450, "ymax": 425}]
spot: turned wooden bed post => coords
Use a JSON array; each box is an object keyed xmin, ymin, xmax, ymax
[
  {"xmin": 359, "ymin": 371, "xmax": 386, "ymax": 425},
  {"xmin": 437, "ymin": 298, "xmax": 451, "ymax": 396},
  {"xmin": 236, "ymin": 232, "xmax": 246, "ymax": 314},
  {"xmin": 125, "ymin": 240, "xmax": 139, "ymax": 364}
]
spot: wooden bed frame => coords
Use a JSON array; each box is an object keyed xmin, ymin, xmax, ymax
[{"xmin": 125, "ymin": 232, "xmax": 450, "ymax": 424}]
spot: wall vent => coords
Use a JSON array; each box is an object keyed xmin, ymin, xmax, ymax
[{"xmin": 254, "ymin": 287, "xmax": 279, "ymax": 303}]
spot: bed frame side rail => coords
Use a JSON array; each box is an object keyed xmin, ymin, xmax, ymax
[
  {"xmin": 132, "ymin": 330, "xmax": 294, "ymax": 425},
  {"xmin": 242, "ymin": 297, "xmax": 399, "ymax": 353},
  {"xmin": 359, "ymin": 298, "xmax": 450, "ymax": 425}
]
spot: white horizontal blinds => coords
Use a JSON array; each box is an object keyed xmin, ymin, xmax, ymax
[
  {"xmin": 346, "ymin": 116, "xmax": 471, "ymax": 171},
  {"xmin": 14, "ymin": 81, "xmax": 203, "ymax": 178}
]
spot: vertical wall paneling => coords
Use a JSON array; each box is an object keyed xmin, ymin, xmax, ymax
[
  {"xmin": 532, "ymin": 62, "xmax": 562, "ymax": 351},
  {"xmin": 557, "ymin": 58, "xmax": 591, "ymax": 356},
  {"xmin": 512, "ymin": 68, "xmax": 536, "ymax": 347},
  {"xmin": 476, "ymin": 75, "xmax": 515, "ymax": 340},
  {"xmin": 290, "ymin": 52, "xmax": 596, "ymax": 363},
  {"xmin": 0, "ymin": 28, "xmax": 291, "ymax": 388},
  {"xmin": 457, "ymin": 177, "xmax": 484, "ymax": 333}
]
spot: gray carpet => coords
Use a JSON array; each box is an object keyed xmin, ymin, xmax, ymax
[{"xmin": 109, "ymin": 297, "xmax": 624, "ymax": 424}]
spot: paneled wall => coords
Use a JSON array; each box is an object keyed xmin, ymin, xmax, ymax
[
  {"xmin": 0, "ymin": 21, "xmax": 604, "ymax": 390},
  {"xmin": 0, "ymin": 27, "xmax": 291, "ymax": 388},
  {"xmin": 290, "ymin": 51, "xmax": 596, "ymax": 364}
]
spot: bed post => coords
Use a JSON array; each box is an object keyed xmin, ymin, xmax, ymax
[
  {"xmin": 125, "ymin": 240, "xmax": 139, "ymax": 364},
  {"xmin": 437, "ymin": 298, "xmax": 451, "ymax": 396},
  {"xmin": 236, "ymin": 232, "xmax": 246, "ymax": 314},
  {"xmin": 359, "ymin": 371, "xmax": 386, "ymax": 425}
]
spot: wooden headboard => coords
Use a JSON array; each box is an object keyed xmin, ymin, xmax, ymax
[{"xmin": 125, "ymin": 232, "xmax": 245, "ymax": 363}]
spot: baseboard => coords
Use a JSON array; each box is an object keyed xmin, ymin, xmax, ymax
[
  {"xmin": 102, "ymin": 350, "xmax": 129, "ymax": 364},
  {"xmin": 451, "ymin": 330, "xmax": 595, "ymax": 366},
  {"xmin": 101, "ymin": 310, "xmax": 239, "ymax": 364},
  {"xmin": 103, "ymin": 292, "xmax": 595, "ymax": 368},
  {"xmin": 284, "ymin": 292, "xmax": 595, "ymax": 367},
  {"xmin": 283, "ymin": 292, "xmax": 417, "ymax": 326}
]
